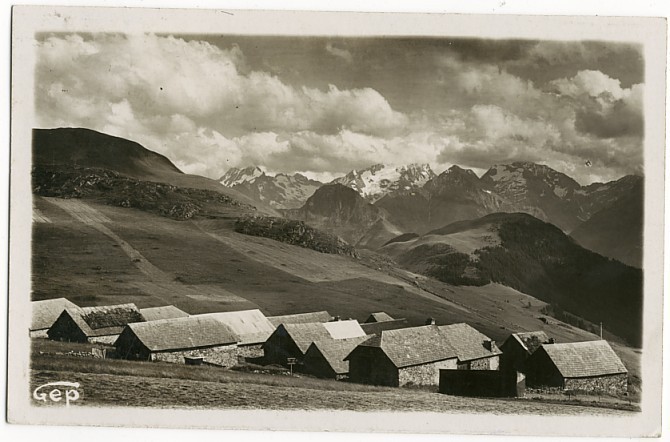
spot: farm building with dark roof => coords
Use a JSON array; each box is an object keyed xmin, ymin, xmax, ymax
[
  {"xmin": 263, "ymin": 320, "xmax": 366, "ymax": 365},
  {"xmin": 114, "ymin": 316, "xmax": 239, "ymax": 366},
  {"xmin": 364, "ymin": 312, "xmax": 395, "ymax": 323},
  {"xmin": 303, "ymin": 335, "xmax": 372, "ymax": 379},
  {"xmin": 525, "ymin": 340, "xmax": 628, "ymax": 395},
  {"xmin": 268, "ymin": 311, "xmax": 331, "ymax": 328},
  {"xmin": 345, "ymin": 325, "xmax": 459, "ymax": 387},
  {"xmin": 47, "ymin": 303, "xmax": 145, "ymax": 344},
  {"xmin": 360, "ymin": 318, "xmax": 409, "ymax": 335},
  {"xmin": 438, "ymin": 323, "xmax": 502, "ymax": 370},
  {"xmin": 30, "ymin": 298, "xmax": 80, "ymax": 338},
  {"xmin": 500, "ymin": 331, "xmax": 551, "ymax": 373},
  {"xmin": 139, "ymin": 305, "xmax": 189, "ymax": 322}
]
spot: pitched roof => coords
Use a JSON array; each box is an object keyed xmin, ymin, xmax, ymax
[
  {"xmin": 350, "ymin": 325, "xmax": 458, "ymax": 368},
  {"xmin": 281, "ymin": 320, "xmax": 366, "ymax": 354},
  {"xmin": 140, "ymin": 305, "xmax": 189, "ymax": 322},
  {"xmin": 31, "ymin": 298, "xmax": 80, "ymax": 331},
  {"xmin": 268, "ymin": 311, "xmax": 331, "ymax": 327},
  {"xmin": 364, "ymin": 312, "xmax": 395, "ymax": 323},
  {"xmin": 59, "ymin": 303, "xmax": 145, "ymax": 337},
  {"xmin": 510, "ymin": 331, "xmax": 550, "ymax": 354},
  {"xmin": 360, "ymin": 318, "xmax": 409, "ymax": 335},
  {"xmin": 438, "ymin": 323, "xmax": 502, "ymax": 362},
  {"xmin": 540, "ymin": 340, "xmax": 627, "ymax": 378},
  {"xmin": 307, "ymin": 335, "xmax": 372, "ymax": 374},
  {"xmin": 122, "ymin": 316, "xmax": 238, "ymax": 352},
  {"xmin": 323, "ymin": 320, "xmax": 366, "ymax": 340},
  {"xmin": 202, "ymin": 309, "xmax": 275, "ymax": 345}
]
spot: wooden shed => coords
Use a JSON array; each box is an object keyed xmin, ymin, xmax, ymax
[
  {"xmin": 48, "ymin": 303, "xmax": 145, "ymax": 344},
  {"xmin": 30, "ymin": 298, "xmax": 79, "ymax": 338},
  {"xmin": 114, "ymin": 316, "xmax": 239, "ymax": 366},
  {"xmin": 303, "ymin": 335, "xmax": 371, "ymax": 379},
  {"xmin": 345, "ymin": 325, "xmax": 459, "ymax": 387},
  {"xmin": 268, "ymin": 311, "xmax": 331, "ymax": 328},
  {"xmin": 499, "ymin": 331, "xmax": 551, "ymax": 373},
  {"xmin": 525, "ymin": 340, "xmax": 628, "ymax": 395},
  {"xmin": 438, "ymin": 323, "xmax": 502, "ymax": 370},
  {"xmin": 263, "ymin": 320, "xmax": 365, "ymax": 366},
  {"xmin": 139, "ymin": 305, "xmax": 189, "ymax": 322}
]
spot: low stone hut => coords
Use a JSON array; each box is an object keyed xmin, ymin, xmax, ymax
[
  {"xmin": 48, "ymin": 303, "xmax": 145, "ymax": 344},
  {"xmin": 139, "ymin": 305, "xmax": 189, "ymax": 322},
  {"xmin": 30, "ymin": 298, "xmax": 79, "ymax": 338},
  {"xmin": 345, "ymin": 325, "xmax": 459, "ymax": 387},
  {"xmin": 263, "ymin": 319, "xmax": 365, "ymax": 365},
  {"xmin": 303, "ymin": 335, "xmax": 371, "ymax": 379},
  {"xmin": 268, "ymin": 311, "xmax": 331, "ymax": 328},
  {"xmin": 114, "ymin": 316, "xmax": 239, "ymax": 365},
  {"xmin": 499, "ymin": 331, "xmax": 551, "ymax": 373},
  {"xmin": 438, "ymin": 323, "xmax": 502, "ymax": 370},
  {"xmin": 364, "ymin": 312, "xmax": 395, "ymax": 323},
  {"xmin": 202, "ymin": 309, "xmax": 275, "ymax": 359},
  {"xmin": 525, "ymin": 340, "xmax": 628, "ymax": 395}
]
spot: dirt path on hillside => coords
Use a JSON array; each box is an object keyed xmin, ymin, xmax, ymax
[{"xmin": 43, "ymin": 197, "xmax": 251, "ymax": 308}]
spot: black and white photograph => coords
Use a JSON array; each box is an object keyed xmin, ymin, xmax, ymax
[{"xmin": 6, "ymin": 4, "xmax": 667, "ymax": 438}]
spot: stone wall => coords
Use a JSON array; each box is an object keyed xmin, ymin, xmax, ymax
[
  {"xmin": 30, "ymin": 330, "xmax": 49, "ymax": 339},
  {"xmin": 564, "ymin": 373, "xmax": 628, "ymax": 396},
  {"xmin": 151, "ymin": 344, "xmax": 238, "ymax": 367},
  {"xmin": 89, "ymin": 335, "xmax": 119, "ymax": 345},
  {"xmin": 398, "ymin": 358, "xmax": 457, "ymax": 387},
  {"xmin": 457, "ymin": 356, "xmax": 499, "ymax": 370}
]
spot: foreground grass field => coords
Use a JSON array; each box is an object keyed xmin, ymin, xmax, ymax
[{"xmin": 31, "ymin": 341, "xmax": 637, "ymax": 414}]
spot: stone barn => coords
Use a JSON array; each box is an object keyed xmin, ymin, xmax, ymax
[
  {"xmin": 268, "ymin": 311, "xmax": 331, "ymax": 327},
  {"xmin": 203, "ymin": 309, "xmax": 276, "ymax": 359},
  {"xmin": 499, "ymin": 331, "xmax": 551, "ymax": 373},
  {"xmin": 263, "ymin": 320, "xmax": 365, "ymax": 365},
  {"xmin": 47, "ymin": 303, "xmax": 145, "ymax": 344},
  {"xmin": 438, "ymin": 323, "xmax": 502, "ymax": 370},
  {"xmin": 525, "ymin": 340, "xmax": 628, "ymax": 395},
  {"xmin": 303, "ymin": 335, "xmax": 371, "ymax": 379},
  {"xmin": 364, "ymin": 312, "xmax": 395, "ymax": 323},
  {"xmin": 360, "ymin": 318, "xmax": 409, "ymax": 335},
  {"xmin": 30, "ymin": 298, "xmax": 79, "ymax": 338},
  {"xmin": 345, "ymin": 325, "xmax": 459, "ymax": 387},
  {"xmin": 114, "ymin": 316, "xmax": 239, "ymax": 365},
  {"xmin": 139, "ymin": 305, "xmax": 189, "ymax": 322}
]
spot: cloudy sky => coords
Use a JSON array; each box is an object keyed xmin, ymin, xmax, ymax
[{"xmin": 35, "ymin": 33, "xmax": 643, "ymax": 184}]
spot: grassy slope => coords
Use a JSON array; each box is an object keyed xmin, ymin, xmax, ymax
[{"xmin": 30, "ymin": 342, "xmax": 635, "ymax": 414}]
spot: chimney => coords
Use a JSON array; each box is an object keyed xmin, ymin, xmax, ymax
[
  {"xmin": 332, "ymin": 316, "xmax": 341, "ymax": 322},
  {"xmin": 484, "ymin": 339, "xmax": 497, "ymax": 352},
  {"xmin": 547, "ymin": 338, "xmax": 555, "ymax": 344},
  {"xmin": 425, "ymin": 317, "xmax": 436, "ymax": 325}
]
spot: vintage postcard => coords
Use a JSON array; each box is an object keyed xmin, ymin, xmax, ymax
[{"xmin": 7, "ymin": 5, "xmax": 666, "ymax": 437}]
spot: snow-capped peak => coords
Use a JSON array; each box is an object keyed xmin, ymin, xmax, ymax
[
  {"xmin": 331, "ymin": 163, "xmax": 436, "ymax": 202},
  {"xmin": 219, "ymin": 166, "xmax": 265, "ymax": 187}
]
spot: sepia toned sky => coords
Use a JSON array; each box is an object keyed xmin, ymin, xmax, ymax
[{"xmin": 35, "ymin": 33, "xmax": 644, "ymax": 184}]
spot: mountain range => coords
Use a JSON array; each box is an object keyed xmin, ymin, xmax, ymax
[{"xmin": 30, "ymin": 127, "xmax": 644, "ymax": 349}]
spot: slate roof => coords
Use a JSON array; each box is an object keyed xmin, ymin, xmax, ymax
[
  {"xmin": 510, "ymin": 331, "xmax": 550, "ymax": 354},
  {"xmin": 121, "ymin": 316, "xmax": 238, "ymax": 352},
  {"xmin": 360, "ymin": 318, "xmax": 409, "ymax": 335},
  {"xmin": 281, "ymin": 320, "xmax": 366, "ymax": 354},
  {"xmin": 349, "ymin": 325, "xmax": 458, "ymax": 368},
  {"xmin": 439, "ymin": 323, "xmax": 502, "ymax": 362},
  {"xmin": 140, "ymin": 305, "xmax": 189, "ymax": 322},
  {"xmin": 307, "ymin": 335, "xmax": 372, "ymax": 374},
  {"xmin": 268, "ymin": 311, "xmax": 331, "ymax": 328},
  {"xmin": 203, "ymin": 309, "xmax": 275, "ymax": 345},
  {"xmin": 31, "ymin": 298, "xmax": 80, "ymax": 331},
  {"xmin": 57, "ymin": 303, "xmax": 145, "ymax": 337},
  {"xmin": 364, "ymin": 312, "xmax": 395, "ymax": 323},
  {"xmin": 541, "ymin": 340, "xmax": 627, "ymax": 378}
]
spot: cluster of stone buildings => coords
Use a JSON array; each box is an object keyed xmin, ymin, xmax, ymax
[{"xmin": 30, "ymin": 298, "xmax": 629, "ymax": 396}]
